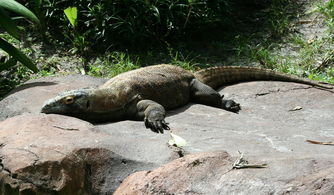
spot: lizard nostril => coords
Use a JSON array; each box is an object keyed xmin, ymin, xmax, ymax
[{"xmin": 41, "ymin": 106, "xmax": 48, "ymax": 113}]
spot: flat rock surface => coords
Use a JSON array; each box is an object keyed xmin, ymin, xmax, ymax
[
  {"xmin": 0, "ymin": 74, "xmax": 333, "ymax": 194},
  {"xmin": 0, "ymin": 74, "xmax": 106, "ymax": 121}
]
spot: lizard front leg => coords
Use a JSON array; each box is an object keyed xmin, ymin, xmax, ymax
[{"xmin": 135, "ymin": 100, "xmax": 170, "ymax": 133}]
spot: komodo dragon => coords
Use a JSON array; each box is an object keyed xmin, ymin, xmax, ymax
[{"xmin": 41, "ymin": 64, "xmax": 332, "ymax": 133}]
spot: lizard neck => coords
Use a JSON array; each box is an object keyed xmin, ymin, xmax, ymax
[{"xmin": 81, "ymin": 88, "xmax": 129, "ymax": 122}]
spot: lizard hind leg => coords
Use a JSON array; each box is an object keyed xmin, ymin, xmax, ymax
[{"xmin": 190, "ymin": 79, "xmax": 241, "ymax": 113}]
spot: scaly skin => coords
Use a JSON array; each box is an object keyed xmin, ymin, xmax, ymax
[
  {"xmin": 194, "ymin": 66, "xmax": 332, "ymax": 89},
  {"xmin": 41, "ymin": 64, "xmax": 333, "ymax": 133}
]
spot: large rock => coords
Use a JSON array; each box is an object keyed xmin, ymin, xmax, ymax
[
  {"xmin": 114, "ymin": 151, "xmax": 334, "ymax": 194},
  {"xmin": 0, "ymin": 75, "xmax": 106, "ymax": 121},
  {"xmin": 114, "ymin": 82, "xmax": 334, "ymax": 194},
  {"xmin": 0, "ymin": 75, "xmax": 333, "ymax": 194},
  {"xmin": 0, "ymin": 114, "xmax": 177, "ymax": 194}
]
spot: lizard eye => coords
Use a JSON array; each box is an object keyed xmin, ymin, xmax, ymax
[{"xmin": 63, "ymin": 96, "xmax": 74, "ymax": 104}]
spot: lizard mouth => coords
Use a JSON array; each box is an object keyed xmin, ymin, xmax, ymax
[
  {"xmin": 41, "ymin": 104, "xmax": 52, "ymax": 113},
  {"xmin": 40, "ymin": 107, "xmax": 48, "ymax": 113}
]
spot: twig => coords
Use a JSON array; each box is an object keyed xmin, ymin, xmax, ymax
[
  {"xmin": 232, "ymin": 151, "xmax": 268, "ymax": 169},
  {"xmin": 221, "ymin": 151, "xmax": 268, "ymax": 177},
  {"xmin": 53, "ymin": 125, "xmax": 79, "ymax": 131}
]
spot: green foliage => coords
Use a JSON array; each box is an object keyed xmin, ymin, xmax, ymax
[
  {"xmin": 64, "ymin": 7, "xmax": 77, "ymax": 27},
  {"xmin": 24, "ymin": 0, "xmax": 231, "ymax": 50},
  {"xmin": 308, "ymin": 67, "xmax": 334, "ymax": 83},
  {"xmin": 0, "ymin": 7, "xmax": 20, "ymax": 39},
  {"xmin": 246, "ymin": 33, "xmax": 334, "ymax": 84},
  {"xmin": 0, "ymin": 65, "xmax": 31, "ymax": 100},
  {"xmin": 168, "ymin": 47, "xmax": 198, "ymax": 70},
  {"xmin": 318, "ymin": 0, "xmax": 334, "ymax": 32},
  {"xmin": 0, "ymin": 0, "xmax": 39, "ymax": 23},
  {"xmin": 62, "ymin": 6, "xmax": 86, "ymax": 54},
  {"xmin": 0, "ymin": 0, "xmax": 39, "ymax": 72},
  {"xmin": 251, "ymin": 46, "xmax": 278, "ymax": 69},
  {"xmin": 88, "ymin": 52, "xmax": 140, "ymax": 77},
  {"xmin": 0, "ymin": 38, "xmax": 38, "ymax": 72},
  {"xmin": 232, "ymin": 35, "xmax": 253, "ymax": 57},
  {"xmin": 223, "ymin": 0, "xmax": 334, "ymax": 84},
  {"xmin": 268, "ymin": 0, "xmax": 292, "ymax": 37},
  {"xmin": 86, "ymin": 48, "xmax": 203, "ymax": 78}
]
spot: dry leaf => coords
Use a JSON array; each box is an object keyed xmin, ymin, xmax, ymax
[
  {"xmin": 306, "ymin": 139, "xmax": 334, "ymax": 145},
  {"xmin": 168, "ymin": 132, "xmax": 187, "ymax": 147},
  {"xmin": 289, "ymin": 106, "xmax": 302, "ymax": 111}
]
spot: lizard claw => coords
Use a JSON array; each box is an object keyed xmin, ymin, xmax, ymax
[
  {"xmin": 144, "ymin": 110, "xmax": 170, "ymax": 133},
  {"xmin": 222, "ymin": 99, "xmax": 241, "ymax": 113}
]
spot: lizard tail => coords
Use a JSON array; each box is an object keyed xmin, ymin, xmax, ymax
[{"xmin": 194, "ymin": 66, "xmax": 333, "ymax": 89}]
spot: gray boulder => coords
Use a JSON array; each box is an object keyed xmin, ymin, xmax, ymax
[
  {"xmin": 0, "ymin": 113, "xmax": 177, "ymax": 194},
  {"xmin": 0, "ymin": 75, "xmax": 106, "ymax": 121},
  {"xmin": 0, "ymin": 75, "xmax": 333, "ymax": 194}
]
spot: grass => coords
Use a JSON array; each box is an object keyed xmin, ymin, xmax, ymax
[
  {"xmin": 87, "ymin": 52, "xmax": 140, "ymax": 78},
  {"xmin": 318, "ymin": 0, "xmax": 334, "ymax": 32},
  {"xmin": 223, "ymin": 0, "xmax": 334, "ymax": 84},
  {"xmin": 86, "ymin": 48, "xmax": 202, "ymax": 78},
  {"xmin": 268, "ymin": 0, "xmax": 294, "ymax": 37},
  {"xmin": 244, "ymin": 33, "xmax": 334, "ymax": 83}
]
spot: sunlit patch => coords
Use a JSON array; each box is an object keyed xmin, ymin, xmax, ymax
[{"xmin": 62, "ymin": 96, "xmax": 75, "ymax": 104}]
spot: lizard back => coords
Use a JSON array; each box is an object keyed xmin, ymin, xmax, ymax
[{"xmin": 99, "ymin": 64, "xmax": 195, "ymax": 110}]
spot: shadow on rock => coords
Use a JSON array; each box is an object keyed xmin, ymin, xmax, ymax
[{"xmin": 5, "ymin": 82, "xmax": 57, "ymax": 97}]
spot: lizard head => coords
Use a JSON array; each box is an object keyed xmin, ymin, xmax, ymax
[{"xmin": 41, "ymin": 89, "xmax": 91, "ymax": 115}]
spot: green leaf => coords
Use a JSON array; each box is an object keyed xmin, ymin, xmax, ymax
[
  {"xmin": 64, "ymin": 7, "xmax": 77, "ymax": 27},
  {"xmin": 0, "ymin": 57, "xmax": 17, "ymax": 71},
  {"xmin": 34, "ymin": 0, "xmax": 42, "ymax": 7},
  {"xmin": 0, "ymin": 0, "xmax": 40, "ymax": 24},
  {"xmin": 0, "ymin": 7, "xmax": 20, "ymax": 39},
  {"xmin": 0, "ymin": 38, "xmax": 38, "ymax": 72}
]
